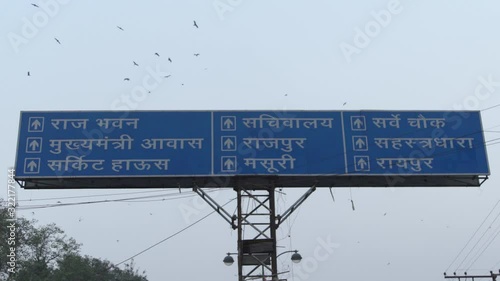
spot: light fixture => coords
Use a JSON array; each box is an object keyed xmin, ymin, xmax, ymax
[
  {"xmin": 223, "ymin": 253, "xmax": 234, "ymax": 266},
  {"xmin": 223, "ymin": 250, "xmax": 302, "ymax": 266},
  {"xmin": 291, "ymin": 251, "xmax": 302, "ymax": 263}
]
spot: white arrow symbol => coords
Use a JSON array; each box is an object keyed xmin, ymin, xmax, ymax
[
  {"xmin": 353, "ymin": 118, "xmax": 363, "ymax": 129},
  {"xmin": 29, "ymin": 140, "xmax": 40, "ymax": 151},
  {"xmin": 27, "ymin": 160, "xmax": 38, "ymax": 171},
  {"xmin": 355, "ymin": 138, "xmax": 366, "ymax": 149},
  {"xmin": 224, "ymin": 138, "xmax": 234, "ymax": 149},
  {"xmin": 357, "ymin": 158, "xmax": 367, "ymax": 169},
  {"xmin": 31, "ymin": 119, "xmax": 42, "ymax": 129},
  {"xmin": 223, "ymin": 118, "xmax": 234, "ymax": 129},
  {"xmin": 224, "ymin": 159, "xmax": 235, "ymax": 170}
]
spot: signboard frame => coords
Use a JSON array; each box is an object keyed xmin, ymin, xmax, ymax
[{"xmin": 14, "ymin": 110, "xmax": 490, "ymax": 188}]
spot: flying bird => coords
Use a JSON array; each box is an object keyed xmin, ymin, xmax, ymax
[
  {"xmin": 133, "ymin": 61, "xmax": 139, "ymax": 66},
  {"xmin": 124, "ymin": 78, "xmax": 130, "ymax": 81},
  {"xmin": 194, "ymin": 53, "xmax": 200, "ymax": 56},
  {"xmin": 54, "ymin": 37, "xmax": 61, "ymax": 44},
  {"xmin": 154, "ymin": 52, "xmax": 160, "ymax": 57},
  {"xmin": 27, "ymin": 71, "xmax": 30, "ymax": 76},
  {"xmin": 193, "ymin": 20, "xmax": 199, "ymax": 28},
  {"xmin": 117, "ymin": 26, "xmax": 124, "ymax": 31},
  {"xmin": 168, "ymin": 57, "xmax": 172, "ymax": 63},
  {"xmin": 343, "ymin": 102, "xmax": 347, "ymax": 106},
  {"xmin": 31, "ymin": 3, "xmax": 39, "ymax": 7},
  {"xmin": 164, "ymin": 75, "xmax": 171, "ymax": 78}
]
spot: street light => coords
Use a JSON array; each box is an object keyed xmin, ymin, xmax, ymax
[
  {"xmin": 277, "ymin": 250, "xmax": 302, "ymax": 264},
  {"xmin": 223, "ymin": 250, "xmax": 302, "ymax": 266},
  {"xmin": 290, "ymin": 251, "xmax": 302, "ymax": 263},
  {"xmin": 223, "ymin": 253, "xmax": 235, "ymax": 266}
]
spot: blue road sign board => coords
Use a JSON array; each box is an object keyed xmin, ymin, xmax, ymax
[{"xmin": 15, "ymin": 110, "xmax": 490, "ymax": 181}]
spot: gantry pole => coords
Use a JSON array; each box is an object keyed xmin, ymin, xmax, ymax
[{"xmin": 195, "ymin": 185, "xmax": 316, "ymax": 281}]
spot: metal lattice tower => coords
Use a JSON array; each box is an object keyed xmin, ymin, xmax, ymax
[
  {"xmin": 194, "ymin": 185, "xmax": 315, "ymax": 281},
  {"xmin": 236, "ymin": 187, "xmax": 278, "ymax": 281}
]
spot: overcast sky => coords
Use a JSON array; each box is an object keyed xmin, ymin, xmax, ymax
[{"xmin": 1, "ymin": 0, "xmax": 500, "ymax": 280}]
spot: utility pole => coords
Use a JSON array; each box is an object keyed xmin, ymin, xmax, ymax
[
  {"xmin": 444, "ymin": 271, "xmax": 500, "ymax": 281},
  {"xmin": 194, "ymin": 185, "xmax": 315, "ymax": 281}
]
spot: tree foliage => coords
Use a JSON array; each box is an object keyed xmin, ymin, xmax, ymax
[{"xmin": 1, "ymin": 201, "xmax": 147, "ymax": 281}]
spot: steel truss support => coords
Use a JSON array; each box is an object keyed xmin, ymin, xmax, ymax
[
  {"xmin": 194, "ymin": 185, "xmax": 316, "ymax": 281},
  {"xmin": 193, "ymin": 187, "xmax": 237, "ymax": 229}
]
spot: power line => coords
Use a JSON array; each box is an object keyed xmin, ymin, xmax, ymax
[
  {"xmin": 494, "ymin": 258, "xmax": 500, "ymax": 269},
  {"xmin": 485, "ymin": 137, "xmax": 500, "ymax": 143},
  {"xmin": 457, "ymin": 211, "xmax": 500, "ymax": 271},
  {"xmin": 17, "ymin": 189, "xmax": 174, "ymax": 202},
  {"xmin": 14, "ymin": 189, "xmax": 220, "ymax": 211},
  {"xmin": 115, "ymin": 197, "xmax": 236, "ymax": 267},
  {"xmin": 453, "ymin": 201, "xmax": 500, "ymax": 271},
  {"xmin": 481, "ymin": 103, "xmax": 500, "ymax": 112},
  {"xmin": 446, "ymin": 200, "xmax": 500, "ymax": 272},
  {"xmin": 466, "ymin": 223, "xmax": 500, "ymax": 271},
  {"xmin": 485, "ymin": 124, "xmax": 500, "ymax": 130}
]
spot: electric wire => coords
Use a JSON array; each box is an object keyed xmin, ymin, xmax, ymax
[
  {"xmin": 481, "ymin": 103, "xmax": 500, "ymax": 112},
  {"xmin": 14, "ymin": 192, "xmax": 183, "ymax": 209},
  {"xmin": 494, "ymin": 258, "xmax": 500, "ymax": 269},
  {"xmin": 115, "ymin": 197, "xmax": 236, "ymax": 267},
  {"xmin": 446, "ymin": 200, "xmax": 500, "ymax": 272},
  {"xmin": 485, "ymin": 137, "xmax": 500, "ymax": 143},
  {"xmin": 17, "ymin": 189, "xmax": 173, "ymax": 202},
  {"xmin": 13, "ymin": 189, "xmax": 219, "ymax": 210},
  {"xmin": 466, "ymin": 222, "xmax": 500, "ymax": 271},
  {"xmin": 452, "ymin": 201, "xmax": 500, "ymax": 271}
]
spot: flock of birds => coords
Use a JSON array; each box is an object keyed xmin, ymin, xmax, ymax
[
  {"xmin": 26, "ymin": 9, "xmax": 202, "ymax": 84},
  {"xmin": 24, "ymin": 7, "xmax": 347, "ymax": 102},
  {"xmin": 120, "ymin": 21, "xmax": 200, "ymax": 82}
]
